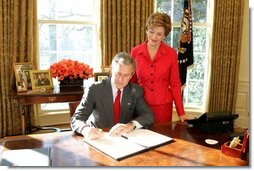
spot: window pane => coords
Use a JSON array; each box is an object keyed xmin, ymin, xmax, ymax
[
  {"xmin": 164, "ymin": 32, "xmax": 171, "ymax": 48},
  {"xmin": 173, "ymin": 0, "xmax": 184, "ymax": 22},
  {"xmin": 39, "ymin": 23, "xmax": 97, "ymax": 70},
  {"xmin": 184, "ymin": 80, "xmax": 204, "ymax": 106},
  {"xmin": 41, "ymin": 103, "xmax": 69, "ymax": 110},
  {"xmin": 192, "ymin": 0, "xmax": 207, "ymax": 22},
  {"xmin": 156, "ymin": 0, "xmax": 172, "ymax": 14},
  {"xmin": 193, "ymin": 27, "xmax": 207, "ymax": 52},
  {"xmin": 38, "ymin": 0, "xmax": 95, "ymax": 21},
  {"xmin": 163, "ymin": 27, "xmax": 180, "ymax": 50},
  {"xmin": 38, "ymin": 0, "xmax": 99, "ymax": 112},
  {"xmin": 172, "ymin": 27, "xmax": 181, "ymax": 49},
  {"xmin": 173, "ymin": 0, "xmax": 208, "ymax": 23},
  {"xmin": 188, "ymin": 54, "xmax": 205, "ymax": 80}
]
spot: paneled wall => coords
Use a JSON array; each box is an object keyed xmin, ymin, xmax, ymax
[{"xmin": 235, "ymin": 81, "xmax": 249, "ymax": 128}]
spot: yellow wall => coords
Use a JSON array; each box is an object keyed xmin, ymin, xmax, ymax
[
  {"xmin": 235, "ymin": 1, "xmax": 249, "ymax": 128},
  {"xmin": 239, "ymin": 1, "xmax": 249, "ymax": 82}
]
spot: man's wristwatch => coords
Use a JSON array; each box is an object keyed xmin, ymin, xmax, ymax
[{"xmin": 130, "ymin": 121, "xmax": 136, "ymax": 130}]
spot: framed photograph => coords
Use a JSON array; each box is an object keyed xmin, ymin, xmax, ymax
[
  {"xmin": 94, "ymin": 72, "xmax": 109, "ymax": 82},
  {"xmin": 29, "ymin": 70, "xmax": 53, "ymax": 90},
  {"xmin": 15, "ymin": 81, "xmax": 27, "ymax": 92},
  {"xmin": 13, "ymin": 62, "xmax": 33, "ymax": 89}
]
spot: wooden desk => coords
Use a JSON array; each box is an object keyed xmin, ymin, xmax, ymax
[
  {"xmin": 9, "ymin": 87, "xmax": 84, "ymax": 135},
  {"xmin": 0, "ymin": 122, "xmax": 249, "ymax": 166}
]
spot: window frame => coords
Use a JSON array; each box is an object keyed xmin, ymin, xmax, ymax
[
  {"xmin": 155, "ymin": 0, "xmax": 213, "ymax": 117},
  {"xmin": 36, "ymin": 0, "xmax": 101, "ymax": 121}
]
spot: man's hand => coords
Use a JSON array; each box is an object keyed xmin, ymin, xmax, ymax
[
  {"xmin": 82, "ymin": 127, "xmax": 104, "ymax": 140},
  {"xmin": 108, "ymin": 123, "xmax": 135, "ymax": 136}
]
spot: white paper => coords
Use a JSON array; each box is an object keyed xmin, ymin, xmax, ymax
[
  {"xmin": 123, "ymin": 129, "xmax": 173, "ymax": 148},
  {"xmin": 0, "ymin": 148, "xmax": 51, "ymax": 166},
  {"xmin": 83, "ymin": 129, "xmax": 173, "ymax": 160}
]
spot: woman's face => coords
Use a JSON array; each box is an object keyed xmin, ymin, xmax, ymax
[{"xmin": 146, "ymin": 26, "xmax": 166, "ymax": 46}]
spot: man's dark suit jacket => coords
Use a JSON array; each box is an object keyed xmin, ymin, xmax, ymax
[{"xmin": 71, "ymin": 78, "xmax": 154, "ymax": 133}]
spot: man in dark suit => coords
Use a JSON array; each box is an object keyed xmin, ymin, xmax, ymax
[{"xmin": 71, "ymin": 52, "xmax": 154, "ymax": 139}]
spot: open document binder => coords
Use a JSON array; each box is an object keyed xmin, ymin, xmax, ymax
[{"xmin": 83, "ymin": 129, "xmax": 173, "ymax": 160}]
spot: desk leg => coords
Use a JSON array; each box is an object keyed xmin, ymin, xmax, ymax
[{"xmin": 20, "ymin": 105, "xmax": 28, "ymax": 135}]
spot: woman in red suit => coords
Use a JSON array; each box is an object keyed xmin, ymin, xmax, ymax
[{"xmin": 130, "ymin": 12, "xmax": 187, "ymax": 123}]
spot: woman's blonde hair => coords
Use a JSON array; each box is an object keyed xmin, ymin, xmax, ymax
[{"xmin": 145, "ymin": 12, "xmax": 172, "ymax": 37}]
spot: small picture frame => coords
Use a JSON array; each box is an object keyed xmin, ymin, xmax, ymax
[
  {"xmin": 29, "ymin": 70, "xmax": 53, "ymax": 90},
  {"xmin": 13, "ymin": 62, "xmax": 33, "ymax": 89},
  {"xmin": 15, "ymin": 81, "xmax": 27, "ymax": 92},
  {"xmin": 94, "ymin": 72, "xmax": 109, "ymax": 82}
]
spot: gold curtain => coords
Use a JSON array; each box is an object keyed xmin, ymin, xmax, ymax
[
  {"xmin": 208, "ymin": 0, "xmax": 245, "ymax": 112},
  {"xmin": 0, "ymin": 0, "xmax": 38, "ymax": 137},
  {"xmin": 100, "ymin": 0, "xmax": 154, "ymax": 68}
]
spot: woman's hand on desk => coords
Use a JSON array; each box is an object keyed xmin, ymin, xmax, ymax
[{"xmin": 179, "ymin": 115, "xmax": 190, "ymax": 122}]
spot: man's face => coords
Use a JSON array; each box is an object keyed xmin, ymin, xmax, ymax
[
  {"xmin": 111, "ymin": 63, "xmax": 133, "ymax": 89},
  {"xmin": 41, "ymin": 73, "xmax": 45, "ymax": 78}
]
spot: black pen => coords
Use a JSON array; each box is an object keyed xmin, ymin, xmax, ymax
[
  {"xmin": 90, "ymin": 121, "xmax": 97, "ymax": 128},
  {"xmin": 120, "ymin": 134, "xmax": 149, "ymax": 149},
  {"xmin": 121, "ymin": 134, "xmax": 128, "ymax": 139},
  {"xmin": 90, "ymin": 121, "xmax": 104, "ymax": 137}
]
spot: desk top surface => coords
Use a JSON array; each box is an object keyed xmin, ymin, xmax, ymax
[{"xmin": 0, "ymin": 122, "xmax": 249, "ymax": 166}]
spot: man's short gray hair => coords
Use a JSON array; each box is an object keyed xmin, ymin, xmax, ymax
[{"xmin": 111, "ymin": 51, "xmax": 136, "ymax": 72}]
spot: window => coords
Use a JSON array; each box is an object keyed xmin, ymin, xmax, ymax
[
  {"xmin": 155, "ymin": 0, "xmax": 212, "ymax": 111},
  {"xmin": 37, "ymin": 0, "xmax": 100, "ymax": 113}
]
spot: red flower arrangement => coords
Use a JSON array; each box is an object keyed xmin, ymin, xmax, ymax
[{"xmin": 50, "ymin": 59, "xmax": 94, "ymax": 81}]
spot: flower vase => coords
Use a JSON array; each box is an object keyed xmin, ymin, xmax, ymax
[{"xmin": 59, "ymin": 77, "xmax": 84, "ymax": 91}]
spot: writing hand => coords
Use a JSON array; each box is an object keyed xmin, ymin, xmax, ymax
[{"xmin": 82, "ymin": 127, "xmax": 104, "ymax": 140}]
